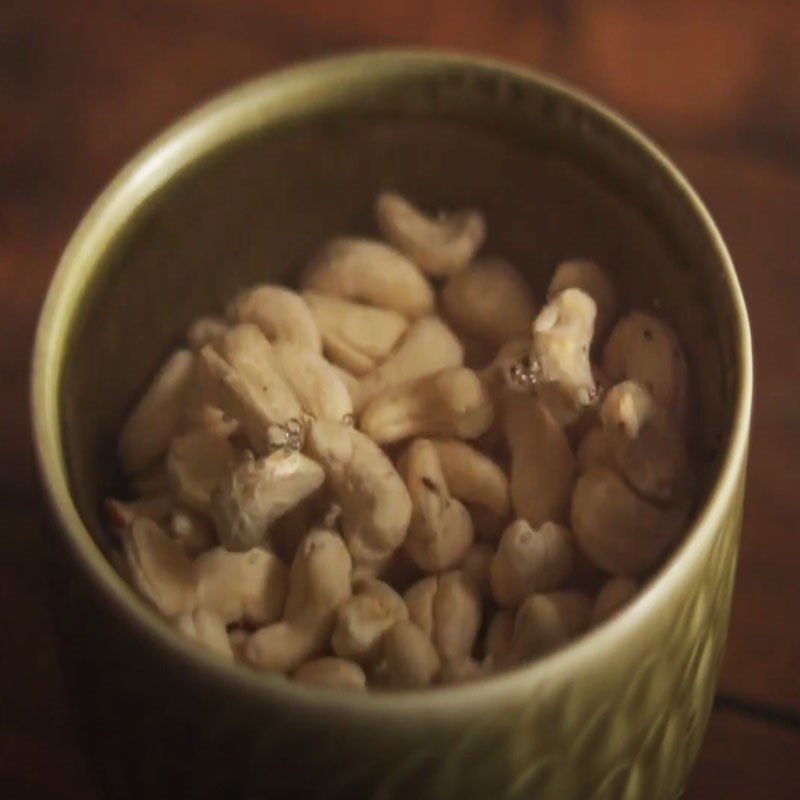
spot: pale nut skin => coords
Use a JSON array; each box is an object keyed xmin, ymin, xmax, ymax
[
  {"xmin": 186, "ymin": 316, "xmax": 228, "ymax": 350},
  {"xmin": 121, "ymin": 518, "xmax": 197, "ymax": 618},
  {"xmin": 194, "ymin": 546, "xmax": 289, "ymax": 626},
  {"xmin": 118, "ymin": 349, "xmax": 196, "ymax": 474},
  {"xmin": 375, "ymin": 191, "xmax": 486, "ymax": 278},
  {"xmin": 211, "ymin": 450, "xmax": 325, "ymax": 551},
  {"xmin": 292, "ymin": 658, "xmax": 367, "ymax": 691},
  {"xmin": 490, "ymin": 520, "xmax": 575, "ymax": 608},
  {"xmin": 331, "ymin": 579, "xmax": 408, "ymax": 663},
  {"xmin": 360, "ymin": 367, "xmax": 494, "ymax": 446},
  {"xmin": 571, "ymin": 468, "xmax": 690, "ymax": 576},
  {"xmin": 227, "ymin": 285, "xmax": 322, "ymax": 353},
  {"xmin": 165, "ymin": 426, "xmax": 236, "ymax": 512},
  {"xmin": 510, "ymin": 590, "xmax": 592, "ymax": 665},
  {"xmin": 504, "ymin": 392, "xmax": 576, "ymax": 528},
  {"xmin": 246, "ymin": 529, "xmax": 353, "ymax": 673},
  {"xmin": 432, "ymin": 570, "xmax": 482, "ymax": 664},
  {"xmin": 602, "ymin": 311, "xmax": 688, "ymax": 420},
  {"xmin": 401, "ymin": 438, "xmax": 475, "ymax": 573},
  {"xmin": 354, "ymin": 316, "xmax": 464, "ymax": 412},
  {"xmin": 269, "ymin": 341, "xmax": 354, "ymax": 423},
  {"xmin": 174, "ymin": 608, "xmax": 234, "ymax": 661},
  {"xmin": 303, "ymin": 291, "xmax": 409, "ymax": 376},
  {"xmin": 305, "ymin": 420, "xmax": 412, "ymax": 567},
  {"xmin": 547, "ymin": 259, "xmax": 619, "ymax": 346},
  {"xmin": 591, "ymin": 577, "xmax": 639, "ymax": 626},
  {"xmin": 441, "ymin": 257, "xmax": 538, "ymax": 346},
  {"xmin": 303, "ymin": 237, "xmax": 435, "ymax": 319},
  {"xmin": 382, "ymin": 620, "xmax": 441, "ymax": 689}
]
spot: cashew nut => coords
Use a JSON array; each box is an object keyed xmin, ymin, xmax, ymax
[
  {"xmin": 602, "ymin": 312, "xmax": 688, "ymax": 419},
  {"xmin": 168, "ymin": 508, "xmax": 216, "ymax": 556},
  {"xmin": 104, "ymin": 496, "xmax": 173, "ymax": 532},
  {"xmin": 293, "ymin": 658, "xmax": 367, "ymax": 691},
  {"xmin": 118, "ymin": 349, "xmax": 195, "ymax": 474},
  {"xmin": 438, "ymin": 658, "xmax": 485, "ymax": 686},
  {"xmin": 361, "ymin": 367, "xmax": 494, "ymax": 445},
  {"xmin": 269, "ymin": 341, "xmax": 353, "ymax": 423},
  {"xmin": 246, "ymin": 530, "xmax": 353, "ymax": 673},
  {"xmin": 591, "ymin": 577, "xmax": 639, "ymax": 626},
  {"xmin": 211, "ymin": 450, "xmax": 325, "ymax": 551},
  {"xmin": 441, "ymin": 258, "xmax": 537, "ymax": 346},
  {"xmin": 227, "ymin": 285, "xmax": 321, "ymax": 352},
  {"xmin": 186, "ymin": 316, "xmax": 228, "ymax": 350},
  {"xmin": 354, "ymin": 316, "xmax": 464, "ymax": 411},
  {"xmin": 510, "ymin": 591, "xmax": 591, "ymax": 664},
  {"xmin": 174, "ymin": 608, "xmax": 234, "ymax": 661},
  {"xmin": 484, "ymin": 610, "xmax": 515, "ymax": 671},
  {"xmin": 432, "ymin": 570, "xmax": 482, "ymax": 664},
  {"xmin": 576, "ymin": 426, "xmax": 614, "ymax": 474},
  {"xmin": 571, "ymin": 468, "xmax": 690, "ymax": 576},
  {"xmin": 302, "ymin": 291, "xmax": 408, "ymax": 375},
  {"xmin": 547, "ymin": 259, "xmax": 619, "ymax": 346},
  {"xmin": 122, "ymin": 518, "xmax": 197, "ymax": 618},
  {"xmin": 400, "ymin": 439, "xmax": 474, "ymax": 572},
  {"xmin": 195, "ymin": 546, "xmax": 288, "ymax": 626},
  {"xmin": 461, "ymin": 543, "xmax": 494, "ymax": 598},
  {"xmin": 306, "ymin": 420, "xmax": 411, "ymax": 565},
  {"xmin": 382, "ymin": 620, "xmax": 441, "ymax": 689},
  {"xmin": 504, "ymin": 392, "xmax": 576, "ymax": 527},
  {"xmin": 403, "ymin": 576, "xmax": 438, "ymax": 639},
  {"xmin": 331, "ymin": 579, "xmax": 408, "ymax": 663},
  {"xmin": 490, "ymin": 520, "xmax": 575, "ymax": 608},
  {"xmin": 375, "ymin": 191, "xmax": 486, "ymax": 277},
  {"xmin": 303, "ymin": 238, "xmax": 435, "ymax": 319}
]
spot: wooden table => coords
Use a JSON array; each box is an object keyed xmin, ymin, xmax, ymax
[{"xmin": 2, "ymin": 1, "xmax": 799, "ymax": 796}]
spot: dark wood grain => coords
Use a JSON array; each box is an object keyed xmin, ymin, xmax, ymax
[{"xmin": 2, "ymin": 0, "xmax": 799, "ymax": 795}]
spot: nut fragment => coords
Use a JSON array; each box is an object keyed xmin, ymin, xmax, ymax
[
  {"xmin": 303, "ymin": 291, "xmax": 408, "ymax": 375},
  {"xmin": 591, "ymin": 577, "xmax": 639, "ymax": 626},
  {"xmin": 227, "ymin": 285, "xmax": 321, "ymax": 352},
  {"xmin": 211, "ymin": 450, "xmax": 325, "ymax": 551},
  {"xmin": 293, "ymin": 658, "xmax": 367, "ymax": 691},
  {"xmin": 382, "ymin": 620, "xmax": 441, "ymax": 689},
  {"xmin": 490, "ymin": 520, "xmax": 575, "ymax": 608},
  {"xmin": 375, "ymin": 191, "xmax": 486, "ymax": 277},
  {"xmin": 174, "ymin": 608, "xmax": 234, "ymax": 661},
  {"xmin": 306, "ymin": 420, "xmax": 412, "ymax": 566},
  {"xmin": 441, "ymin": 258, "xmax": 537, "ymax": 345},
  {"xmin": 118, "ymin": 350, "xmax": 196, "ymax": 474},
  {"xmin": 354, "ymin": 316, "xmax": 464, "ymax": 411},
  {"xmin": 360, "ymin": 367, "xmax": 494, "ymax": 445},
  {"xmin": 303, "ymin": 238, "xmax": 435, "ymax": 319},
  {"xmin": 195, "ymin": 546, "xmax": 289, "ymax": 626}
]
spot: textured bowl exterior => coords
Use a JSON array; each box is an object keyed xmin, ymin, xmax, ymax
[{"xmin": 31, "ymin": 52, "xmax": 752, "ymax": 800}]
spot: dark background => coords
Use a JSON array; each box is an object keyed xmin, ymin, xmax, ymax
[{"xmin": 2, "ymin": 1, "xmax": 799, "ymax": 797}]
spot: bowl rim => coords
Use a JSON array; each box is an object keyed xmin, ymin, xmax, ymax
[{"xmin": 30, "ymin": 48, "xmax": 753, "ymax": 721}]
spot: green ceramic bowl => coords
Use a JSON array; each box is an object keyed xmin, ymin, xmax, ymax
[{"xmin": 31, "ymin": 51, "xmax": 752, "ymax": 800}]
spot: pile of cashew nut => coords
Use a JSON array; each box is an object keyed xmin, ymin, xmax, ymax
[{"xmin": 107, "ymin": 191, "xmax": 694, "ymax": 692}]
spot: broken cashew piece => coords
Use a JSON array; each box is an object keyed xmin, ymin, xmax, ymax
[
  {"xmin": 303, "ymin": 291, "xmax": 408, "ymax": 376},
  {"xmin": 174, "ymin": 609, "xmax": 234, "ymax": 661},
  {"xmin": 490, "ymin": 520, "xmax": 575, "ymax": 608},
  {"xmin": 293, "ymin": 658, "xmax": 367, "ymax": 691},
  {"xmin": 591, "ymin": 577, "xmax": 639, "ymax": 626},
  {"xmin": 375, "ymin": 191, "xmax": 486, "ymax": 278},
  {"xmin": 306, "ymin": 420, "xmax": 412, "ymax": 567},
  {"xmin": 382, "ymin": 620, "xmax": 441, "ymax": 689},
  {"xmin": 195, "ymin": 546, "xmax": 289, "ymax": 626},
  {"xmin": 227, "ymin": 285, "xmax": 321, "ymax": 353},
  {"xmin": 211, "ymin": 450, "xmax": 325, "ymax": 551},
  {"xmin": 246, "ymin": 529, "xmax": 353, "ymax": 673},
  {"xmin": 401, "ymin": 439, "xmax": 475, "ymax": 573},
  {"xmin": 360, "ymin": 367, "xmax": 494, "ymax": 445},
  {"xmin": 354, "ymin": 316, "xmax": 464, "ymax": 412},
  {"xmin": 118, "ymin": 349, "xmax": 196, "ymax": 474},
  {"xmin": 571, "ymin": 468, "xmax": 689, "ymax": 576},
  {"xmin": 441, "ymin": 258, "xmax": 538, "ymax": 346},
  {"xmin": 303, "ymin": 238, "xmax": 435, "ymax": 319}
]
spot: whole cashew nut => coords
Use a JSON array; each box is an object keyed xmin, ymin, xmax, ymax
[
  {"xmin": 174, "ymin": 608, "xmax": 234, "ymax": 661},
  {"xmin": 441, "ymin": 258, "xmax": 538, "ymax": 346},
  {"xmin": 354, "ymin": 316, "xmax": 464, "ymax": 411},
  {"xmin": 403, "ymin": 575, "xmax": 438, "ymax": 638},
  {"xmin": 227, "ymin": 285, "xmax": 321, "ymax": 352},
  {"xmin": 591, "ymin": 577, "xmax": 639, "ymax": 626},
  {"xmin": 306, "ymin": 420, "xmax": 412, "ymax": 567},
  {"xmin": 246, "ymin": 529, "xmax": 353, "ymax": 673},
  {"xmin": 432, "ymin": 570, "xmax": 482, "ymax": 664},
  {"xmin": 293, "ymin": 657, "xmax": 367, "ymax": 691},
  {"xmin": 375, "ymin": 191, "xmax": 486, "ymax": 278},
  {"xmin": 490, "ymin": 520, "xmax": 575, "ymax": 608},
  {"xmin": 382, "ymin": 620, "xmax": 441, "ymax": 689},
  {"xmin": 302, "ymin": 291, "xmax": 409, "ymax": 375},
  {"xmin": 303, "ymin": 238, "xmax": 435, "ymax": 319},
  {"xmin": 571, "ymin": 468, "xmax": 690, "ymax": 576},
  {"xmin": 360, "ymin": 367, "xmax": 494, "ymax": 445}
]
